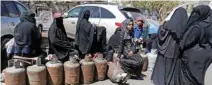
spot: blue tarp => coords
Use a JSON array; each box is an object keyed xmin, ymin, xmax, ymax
[{"xmin": 148, "ymin": 23, "xmax": 159, "ymax": 34}]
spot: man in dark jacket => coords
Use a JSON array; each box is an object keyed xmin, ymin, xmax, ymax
[{"xmin": 14, "ymin": 11, "xmax": 42, "ymax": 57}]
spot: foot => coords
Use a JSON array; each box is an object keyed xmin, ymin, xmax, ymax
[
  {"xmin": 120, "ymin": 73, "xmax": 130, "ymax": 83},
  {"xmin": 137, "ymin": 75, "xmax": 144, "ymax": 80}
]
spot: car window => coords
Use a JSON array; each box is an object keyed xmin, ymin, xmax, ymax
[
  {"xmin": 121, "ymin": 11, "xmax": 130, "ymax": 19},
  {"xmin": 15, "ymin": 2, "xmax": 27, "ymax": 15},
  {"xmin": 100, "ymin": 7, "xmax": 115, "ymax": 18},
  {"xmin": 3, "ymin": 1, "xmax": 19, "ymax": 17},
  {"xmin": 84, "ymin": 6, "xmax": 100, "ymax": 18},
  {"xmin": 1, "ymin": 2, "xmax": 9, "ymax": 16},
  {"xmin": 68, "ymin": 7, "xmax": 82, "ymax": 18},
  {"xmin": 121, "ymin": 10, "xmax": 145, "ymax": 21}
]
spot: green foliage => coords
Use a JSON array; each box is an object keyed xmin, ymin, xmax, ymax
[{"xmin": 122, "ymin": 1, "xmax": 180, "ymax": 24}]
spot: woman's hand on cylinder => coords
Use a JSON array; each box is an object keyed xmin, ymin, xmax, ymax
[{"xmin": 128, "ymin": 51, "xmax": 134, "ymax": 56}]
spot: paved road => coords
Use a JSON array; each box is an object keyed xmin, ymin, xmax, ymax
[{"xmin": 88, "ymin": 71, "xmax": 155, "ymax": 85}]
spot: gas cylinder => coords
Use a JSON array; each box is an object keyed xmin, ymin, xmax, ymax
[
  {"xmin": 147, "ymin": 49, "xmax": 157, "ymax": 71},
  {"xmin": 46, "ymin": 54, "xmax": 63, "ymax": 85},
  {"xmin": 142, "ymin": 56, "xmax": 148, "ymax": 72},
  {"xmin": 4, "ymin": 60, "xmax": 26, "ymax": 85},
  {"xmin": 80, "ymin": 54, "xmax": 95, "ymax": 84},
  {"xmin": 27, "ymin": 57, "xmax": 46, "ymax": 85},
  {"xmin": 113, "ymin": 53, "xmax": 118, "ymax": 64},
  {"xmin": 107, "ymin": 62, "xmax": 129, "ymax": 83},
  {"xmin": 64, "ymin": 55, "xmax": 80, "ymax": 85},
  {"xmin": 94, "ymin": 53, "xmax": 107, "ymax": 81}
]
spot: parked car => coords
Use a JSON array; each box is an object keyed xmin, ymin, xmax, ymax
[
  {"xmin": 63, "ymin": 3, "xmax": 159, "ymax": 41},
  {"xmin": 1, "ymin": 1, "xmax": 42, "ymax": 71}
]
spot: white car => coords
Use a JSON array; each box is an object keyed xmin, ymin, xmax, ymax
[{"xmin": 63, "ymin": 3, "xmax": 159, "ymax": 41}]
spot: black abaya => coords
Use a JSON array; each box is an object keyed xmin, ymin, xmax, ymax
[
  {"xmin": 178, "ymin": 5, "xmax": 212, "ymax": 85},
  {"xmin": 151, "ymin": 7, "xmax": 188, "ymax": 85},
  {"xmin": 105, "ymin": 28, "xmax": 122, "ymax": 61},
  {"xmin": 75, "ymin": 9, "xmax": 95, "ymax": 56},
  {"xmin": 48, "ymin": 17, "xmax": 78, "ymax": 61}
]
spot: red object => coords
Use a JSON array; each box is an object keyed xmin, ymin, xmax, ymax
[
  {"xmin": 115, "ymin": 22, "xmax": 122, "ymax": 27},
  {"xmin": 53, "ymin": 12, "xmax": 62, "ymax": 18}
]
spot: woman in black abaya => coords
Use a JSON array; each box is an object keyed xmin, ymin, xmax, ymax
[
  {"xmin": 151, "ymin": 7, "xmax": 188, "ymax": 85},
  {"xmin": 48, "ymin": 12, "xmax": 78, "ymax": 62},
  {"xmin": 75, "ymin": 9, "xmax": 96, "ymax": 58},
  {"xmin": 177, "ymin": 5, "xmax": 212, "ymax": 85}
]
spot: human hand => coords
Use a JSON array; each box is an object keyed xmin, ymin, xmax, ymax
[
  {"xmin": 128, "ymin": 51, "xmax": 133, "ymax": 56},
  {"xmin": 88, "ymin": 54, "xmax": 92, "ymax": 58},
  {"xmin": 138, "ymin": 39, "xmax": 141, "ymax": 43}
]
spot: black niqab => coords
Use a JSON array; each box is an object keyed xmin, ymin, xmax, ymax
[
  {"xmin": 180, "ymin": 5, "xmax": 211, "ymax": 50},
  {"xmin": 55, "ymin": 17, "xmax": 67, "ymax": 36},
  {"xmin": 186, "ymin": 5, "xmax": 211, "ymax": 31}
]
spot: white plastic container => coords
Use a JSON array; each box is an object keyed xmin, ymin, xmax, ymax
[{"xmin": 147, "ymin": 49, "xmax": 158, "ymax": 71}]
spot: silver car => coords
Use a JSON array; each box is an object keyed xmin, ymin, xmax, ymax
[{"xmin": 1, "ymin": 1, "xmax": 29, "ymax": 45}]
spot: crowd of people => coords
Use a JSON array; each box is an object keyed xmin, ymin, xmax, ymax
[
  {"xmin": 152, "ymin": 5, "xmax": 212, "ymax": 85},
  {"xmin": 3, "ymin": 4, "xmax": 212, "ymax": 85}
]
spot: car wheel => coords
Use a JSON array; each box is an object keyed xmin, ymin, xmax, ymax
[{"xmin": 1, "ymin": 38, "xmax": 11, "ymax": 71}]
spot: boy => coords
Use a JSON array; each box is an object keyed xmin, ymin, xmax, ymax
[{"xmin": 134, "ymin": 17, "xmax": 145, "ymax": 53}]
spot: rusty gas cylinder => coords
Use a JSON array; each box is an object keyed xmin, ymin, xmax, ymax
[
  {"xmin": 80, "ymin": 54, "xmax": 95, "ymax": 84},
  {"xmin": 142, "ymin": 57, "xmax": 148, "ymax": 72},
  {"xmin": 113, "ymin": 53, "xmax": 118, "ymax": 64},
  {"xmin": 46, "ymin": 54, "xmax": 63, "ymax": 85},
  {"xmin": 5, "ymin": 60, "xmax": 26, "ymax": 85},
  {"xmin": 94, "ymin": 53, "xmax": 107, "ymax": 81},
  {"xmin": 64, "ymin": 55, "xmax": 80, "ymax": 85},
  {"xmin": 27, "ymin": 58, "xmax": 46, "ymax": 85},
  {"xmin": 107, "ymin": 62, "xmax": 129, "ymax": 83}
]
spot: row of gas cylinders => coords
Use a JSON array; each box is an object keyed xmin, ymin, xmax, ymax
[{"xmin": 4, "ymin": 54, "xmax": 107, "ymax": 85}]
